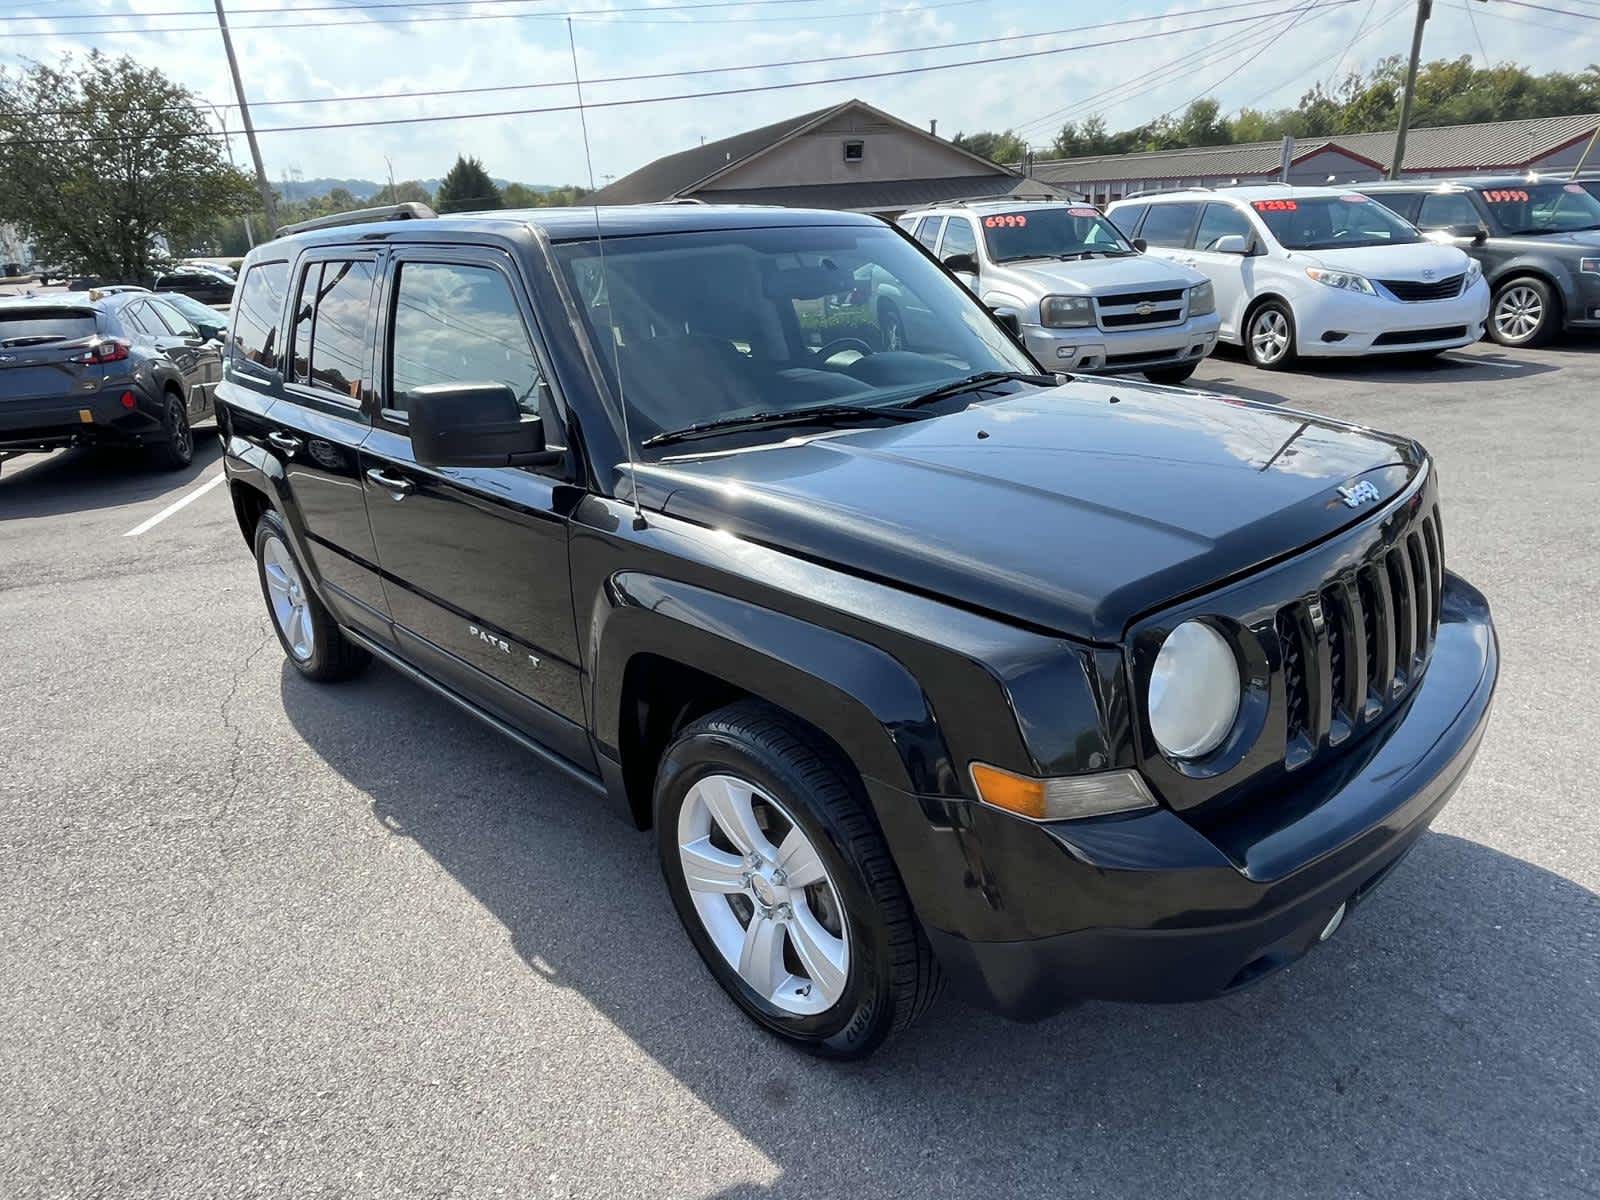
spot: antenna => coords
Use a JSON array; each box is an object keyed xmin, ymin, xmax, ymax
[{"xmin": 568, "ymin": 17, "xmax": 645, "ymax": 531}]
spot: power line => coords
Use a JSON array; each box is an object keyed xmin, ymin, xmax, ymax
[
  {"xmin": 1152, "ymin": 0, "xmax": 1328, "ymax": 122},
  {"xmin": 0, "ymin": 0, "xmax": 821, "ymax": 22},
  {"xmin": 1323, "ymin": 0, "xmax": 1380, "ymax": 89},
  {"xmin": 1238, "ymin": 0, "xmax": 1409, "ymax": 109}
]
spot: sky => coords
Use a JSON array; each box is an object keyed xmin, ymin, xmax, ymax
[{"xmin": 1, "ymin": 0, "xmax": 1594, "ymax": 189}]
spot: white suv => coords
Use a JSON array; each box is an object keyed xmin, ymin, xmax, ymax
[
  {"xmin": 1107, "ymin": 186, "xmax": 1490, "ymax": 369},
  {"xmin": 897, "ymin": 201, "xmax": 1220, "ymax": 383}
]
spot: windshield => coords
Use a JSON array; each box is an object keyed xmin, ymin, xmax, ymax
[
  {"xmin": 552, "ymin": 224, "xmax": 1038, "ymax": 453},
  {"xmin": 1252, "ymin": 194, "xmax": 1423, "ymax": 250},
  {"xmin": 0, "ymin": 309, "xmax": 98, "ymax": 346},
  {"xmin": 1475, "ymin": 182, "xmax": 1600, "ymax": 235},
  {"xmin": 981, "ymin": 206, "xmax": 1134, "ymax": 262}
]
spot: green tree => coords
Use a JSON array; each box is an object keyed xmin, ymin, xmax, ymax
[
  {"xmin": 0, "ymin": 52, "xmax": 256, "ymax": 279},
  {"xmin": 436, "ymin": 155, "xmax": 502, "ymax": 213},
  {"xmin": 951, "ymin": 129, "xmax": 1029, "ymax": 165}
]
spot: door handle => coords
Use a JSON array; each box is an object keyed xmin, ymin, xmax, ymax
[
  {"xmin": 266, "ymin": 431, "xmax": 302, "ymax": 455},
  {"xmin": 365, "ymin": 467, "xmax": 415, "ymax": 499}
]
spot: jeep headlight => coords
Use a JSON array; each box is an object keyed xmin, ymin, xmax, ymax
[
  {"xmin": 1188, "ymin": 280, "xmax": 1215, "ymax": 316},
  {"xmin": 1040, "ymin": 295, "xmax": 1093, "ymax": 328},
  {"xmin": 1305, "ymin": 267, "xmax": 1377, "ymax": 296},
  {"xmin": 1148, "ymin": 620, "xmax": 1240, "ymax": 759}
]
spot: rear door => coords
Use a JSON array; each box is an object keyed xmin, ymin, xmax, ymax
[
  {"xmin": 145, "ymin": 296, "xmax": 222, "ymax": 419},
  {"xmin": 257, "ymin": 249, "xmax": 391, "ymax": 641},
  {"xmin": 359, "ymin": 244, "xmax": 590, "ymax": 769}
]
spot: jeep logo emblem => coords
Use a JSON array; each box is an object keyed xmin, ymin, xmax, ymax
[{"xmin": 1336, "ymin": 481, "xmax": 1382, "ymax": 508}]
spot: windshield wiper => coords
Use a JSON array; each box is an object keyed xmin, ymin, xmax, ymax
[
  {"xmin": 893, "ymin": 370, "xmax": 1059, "ymax": 412},
  {"xmin": 641, "ymin": 402, "xmax": 921, "ymax": 448}
]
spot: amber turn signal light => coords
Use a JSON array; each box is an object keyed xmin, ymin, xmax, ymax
[{"xmin": 969, "ymin": 762, "xmax": 1159, "ymax": 822}]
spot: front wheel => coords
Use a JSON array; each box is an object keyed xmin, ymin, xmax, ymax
[
  {"xmin": 1488, "ymin": 276, "xmax": 1558, "ymax": 347},
  {"xmin": 1245, "ymin": 300, "xmax": 1297, "ymax": 370},
  {"xmin": 655, "ymin": 700, "xmax": 941, "ymax": 1059},
  {"xmin": 1144, "ymin": 360, "xmax": 1200, "ymax": 385}
]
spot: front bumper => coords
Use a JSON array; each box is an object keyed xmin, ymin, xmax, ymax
[
  {"xmin": 1023, "ymin": 311, "xmax": 1221, "ymax": 374},
  {"xmin": 871, "ymin": 573, "xmax": 1497, "ymax": 1021},
  {"xmin": 0, "ymin": 383, "xmax": 163, "ymax": 452},
  {"xmin": 1298, "ymin": 278, "xmax": 1491, "ymax": 356}
]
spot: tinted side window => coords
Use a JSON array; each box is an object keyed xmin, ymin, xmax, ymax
[
  {"xmin": 307, "ymin": 261, "xmax": 376, "ymax": 402},
  {"xmin": 1139, "ymin": 202, "xmax": 1202, "ymax": 248},
  {"xmin": 1194, "ymin": 203, "xmax": 1253, "ymax": 250},
  {"xmin": 1417, "ymin": 192, "xmax": 1480, "ymax": 230},
  {"xmin": 1366, "ymin": 192, "xmax": 1422, "ymax": 222},
  {"xmin": 1109, "ymin": 203, "xmax": 1147, "ymax": 236},
  {"xmin": 119, "ymin": 302, "xmax": 155, "ymax": 335},
  {"xmin": 149, "ymin": 298, "xmax": 197, "ymax": 337},
  {"xmin": 914, "ymin": 216, "xmax": 945, "ymax": 250},
  {"xmin": 388, "ymin": 261, "xmax": 542, "ymax": 418},
  {"xmin": 230, "ymin": 260, "xmax": 288, "ymax": 372},
  {"xmin": 939, "ymin": 218, "xmax": 977, "ymax": 262}
]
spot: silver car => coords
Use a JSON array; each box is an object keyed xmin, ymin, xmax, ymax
[{"xmin": 898, "ymin": 201, "xmax": 1220, "ymax": 384}]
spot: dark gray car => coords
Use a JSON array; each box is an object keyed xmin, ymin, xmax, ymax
[{"xmin": 1356, "ymin": 176, "xmax": 1600, "ymax": 347}]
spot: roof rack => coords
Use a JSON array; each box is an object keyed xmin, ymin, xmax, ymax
[
  {"xmin": 1120, "ymin": 184, "xmax": 1214, "ymax": 199},
  {"xmin": 275, "ymin": 201, "xmax": 437, "ymax": 238}
]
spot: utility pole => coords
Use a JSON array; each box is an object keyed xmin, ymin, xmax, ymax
[
  {"xmin": 385, "ymin": 156, "xmax": 398, "ymax": 204},
  {"xmin": 213, "ymin": 0, "xmax": 277, "ymax": 231},
  {"xmin": 1388, "ymin": 0, "xmax": 1432, "ymax": 180}
]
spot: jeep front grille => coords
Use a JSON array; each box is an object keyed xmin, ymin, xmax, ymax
[{"xmin": 1095, "ymin": 288, "xmax": 1187, "ymax": 330}]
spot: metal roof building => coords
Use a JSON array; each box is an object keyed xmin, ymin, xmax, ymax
[
  {"xmin": 1032, "ymin": 112, "xmax": 1600, "ymax": 204},
  {"xmin": 590, "ymin": 99, "xmax": 1074, "ymax": 215}
]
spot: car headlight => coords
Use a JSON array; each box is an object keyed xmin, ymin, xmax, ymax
[
  {"xmin": 1147, "ymin": 620, "xmax": 1241, "ymax": 759},
  {"xmin": 1305, "ymin": 267, "xmax": 1377, "ymax": 296},
  {"xmin": 1580, "ymin": 257, "xmax": 1600, "ymax": 275},
  {"xmin": 1188, "ymin": 280, "xmax": 1215, "ymax": 316},
  {"xmin": 1465, "ymin": 257, "xmax": 1484, "ymax": 284},
  {"xmin": 1040, "ymin": 295, "xmax": 1094, "ymax": 328}
]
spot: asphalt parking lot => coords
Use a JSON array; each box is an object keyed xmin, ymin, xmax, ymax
[{"xmin": 2, "ymin": 339, "xmax": 1596, "ymax": 1199}]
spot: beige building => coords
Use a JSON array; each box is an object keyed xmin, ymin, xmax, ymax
[{"xmin": 591, "ymin": 99, "xmax": 1071, "ymax": 216}]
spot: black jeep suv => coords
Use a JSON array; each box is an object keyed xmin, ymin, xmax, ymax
[
  {"xmin": 1357, "ymin": 176, "xmax": 1600, "ymax": 348},
  {"xmin": 218, "ymin": 203, "xmax": 1498, "ymax": 1058}
]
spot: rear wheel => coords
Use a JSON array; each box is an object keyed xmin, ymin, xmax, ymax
[
  {"xmin": 655, "ymin": 700, "xmax": 941, "ymax": 1059},
  {"xmin": 1488, "ymin": 276, "xmax": 1558, "ymax": 347},
  {"xmin": 149, "ymin": 391, "xmax": 193, "ymax": 470},
  {"xmin": 1144, "ymin": 361, "xmax": 1200, "ymax": 385},
  {"xmin": 1245, "ymin": 300, "xmax": 1297, "ymax": 370},
  {"xmin": 252, "ymin": 509, "xmax": 369, "ymax": 682}
]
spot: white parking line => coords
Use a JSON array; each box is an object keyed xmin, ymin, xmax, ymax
[{"xmin": 123, "ymin": 471, "xmax": 227, "ymax": 537}]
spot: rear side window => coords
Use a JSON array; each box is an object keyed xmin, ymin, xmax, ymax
[
  {"xmin": 1109, "ymin": 203, "xmax": 1147, "ymax": 236},
  {"xmin": 1367, "ymin": 191, "xmax": 1422, "ymax": 222},
  {"xmin": 914, "ymin": 216, "xmax": 945, "ymax": 250},
  {"xmin": 0, "ymin": 308, "xmax": 98, "ymax": 344},
  {"xmin": 1417, "ymin": 192, "xmax": 1480, "ymax": 230},
  {"xmin": 387, "ymin": 261, "xmax": 543, "ymax": 417},
  {"xmin": 1139, "ymin": 202, "xmax": 1202, "ymax": 248},
  {"xmin": 1193, "ymin": 203, "xmax": 1254, "ymax": 251},
  {"xmin": 230, "ymin": 260, "xmax": 288, "ymax": 372}
]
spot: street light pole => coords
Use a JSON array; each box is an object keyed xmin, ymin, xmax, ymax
[
  {"xmin": 1388, "ymin": 0, "xmax": 1432, "ymax": 180},
  {"xmin": 212, "ymin": 0, "xmax": 277, "ymax": 231}
]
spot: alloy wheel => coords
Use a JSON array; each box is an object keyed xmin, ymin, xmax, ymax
[
  {"xmin": 168, "ymin": 398, "xmax": 193, "ymax": 460},
  {"xmin": 261, "ymin": 535, "xmax": 315, "ymax": 661},
  {"xmin": 1493, "ymin": 285, "xmax": 1544, "ymax": 344},
  {"xmin": 1251, "ymin": 308, "xmax": 1291, "ymax": 364},
  {"xmin": 676, "ymin": 773, "xmax": 850, "ymax": 1016}
]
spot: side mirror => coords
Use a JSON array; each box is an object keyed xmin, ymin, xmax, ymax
[
  {"xmin": 407, "ymin": 382, "xmax": 561, "ymax": 468},
  {"xmin": 1447, "ymin": 223, "xmax": 1489, "ymax": 244},
  {"xmin": 942, "ymin": 251, "xmax": 979, "ymax": 277},
  {"xmin": 986, "ymin": 307, "xmax": 1021, "ymax": 336},
  {"xmin": 1132, "ymin": 238, "xmax": 1148, "ymax": 253},
  {"xmin": 1212, "ymin": 234, "xmax": 1251, "ymax": 255}
]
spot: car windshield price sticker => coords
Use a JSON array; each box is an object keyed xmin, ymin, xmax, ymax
[
  {"xmin": 1339, "ymin": 194, "xmax": 1369, "ymax": 203},
  {"xmin": 1566, "ymin": 183, "xmax": 1586, "ymax": 194},
  {"xmin": 984, "ymin": 214, "xmax": 1027, "ymax": 227},
  {"xmin": 1067, "ymin": 207, "xmax": 1100, "ymax": 217},
  {"xmin": 1483, "ymin": 189, "xmax": 1529, "ymax": 203},
  {"xmin": 1252, "ymin": 199, "xmax": 1298, "ymax": 212}
]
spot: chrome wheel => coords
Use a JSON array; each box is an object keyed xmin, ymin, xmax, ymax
[
  {"xmin": 1250, "ymin": 307, "xmax": 1291, "ymax": 364},
  {"xmin": 677, "ymin": 773, "xmax": 849, "ymax": 1016},
  {"xmin": 1493, "ymin": 284, "xmax": 1544, "ymax": 343},
  {"xmin": 261, "ymin": 535, "xmax": 314, "ymax": 661}
]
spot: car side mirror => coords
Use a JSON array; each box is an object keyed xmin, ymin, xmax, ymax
[
  {"xmin": 1446, "ymin": 223, "xmax": 1489, "ymax": 244},
  {"xmin": 986, "ymin": 307, "xmax": 1021, "ymax": 336},
  {"xmin": 1212, "ymin": 234, "xmax": 1250, "ymax": 255},
  {"xmin": 1132, "ymin": 238, "xmax": 1148, "ymax": 252},
  {"xmin": 942, "ymin": 251, "xmax": 979, "ymax": 277},
  {"xmin": 407, "ymin": 382, "xmax": 561, "ymax": 468}
]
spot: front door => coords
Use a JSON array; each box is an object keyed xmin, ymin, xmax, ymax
[
  {"xmin": 1186, "ymin": 203, "xmax": 1258, "ymax": 341},
  {"xmin": 145, "ymin": 296, "xmax": 223, "ymax": 419},
  {"xmin": 359, "ymin": 245, "xmax": 590, "ymax": 769}
]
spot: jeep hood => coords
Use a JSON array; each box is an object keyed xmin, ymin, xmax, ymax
[
  {"xmin": 1000, "ymin": 253, "xmax": 1205, "ymax": 297},
  {"xmin": 642, "ymin": 378, "xmax": 1424, "ymax": 642}
]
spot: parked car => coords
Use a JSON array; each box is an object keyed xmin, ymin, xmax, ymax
[
  {"xmin": 219, "ymin": 202, "xmax": 1497, "ymax": 1058},
  {"xmin": 895, "ymin": 200, "xmax": 1220, "ymax": 383},
  {"xmin": 0, "ymin": 291, "xmax": 222, "ymax": 474},
  {"xmin": 1107, "ymin": 186, "xmax": 1489, "ymax": 369},
  {"xmin": 158, "ymin": 290, "xmax": 229, "ymax": 342},
  {"xmin": 154, "ymin": 265, "xmax": 236, "ymax": 305},
  {"xmin": 1355, "ymin": 176, "xmax": 1600, "ymax": 347}
]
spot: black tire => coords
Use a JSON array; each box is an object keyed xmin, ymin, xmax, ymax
[
  {"xmin": 1487, "ymin": 275, "xmax": 1559, "ymax": 348},
  {"xmin": 1243, "ymin": 298, "xmax": 1297, "ymax": 370},
  {"xmin": 252, "ymin": 509, "xmax": 369, "ymax": 682},
  {"xmin": 149, "ymin": 390, "xmax": 194, "ymax": 470},
  {"xmin": 1144, "ymin": 360, "xmax": 1200, "ymax": 385},
  {"xmin": 654, "ymin": 700, "xmax": 942, "ymax": 1059}
]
